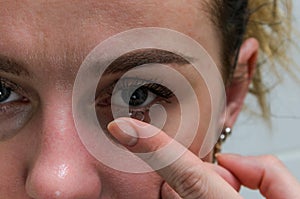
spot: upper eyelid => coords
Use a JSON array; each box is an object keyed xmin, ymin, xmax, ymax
[
  {"xmin": 97, "ymin": 78, "xmax": 156, "ymax": 95},
  {"xmin": 112, "ymin": 78, "xmax": 174, "ymax": 98},
  {"xmin": 97, "ymin": 77, "xmax": 171, "ymax": 96},
  {"xmin": 113, "ymin": 78, "xmax": 162, "ymax": 89},
  {"xmin": 0, "ymin": 55, "xmax": 31, "ymax": 77},
  {"xmin": 109, "ymin": 78, "xmax": 172, "ymax": 97},
  {"xmin": 0, "ymin": 78, "xmax": 21, "ymax": 92}
]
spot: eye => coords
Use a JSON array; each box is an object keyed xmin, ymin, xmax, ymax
[
  {"xmin": 95, "ymin": 78, "xmax": 176, "ymax": 126},
  {"xmin": 0, "ymin": 84, "xmax": 23, "ymax": 104},
  {"xmin": 96, "ymin": 78, "xmax": 174, "ymax": 109},
  {"xmin": 112, "ymin": 86, "xmax": 157, "ymax": 108},
  {"xmin": 0, "ymin": 79, "xmax": 33, "ymax": 141}
]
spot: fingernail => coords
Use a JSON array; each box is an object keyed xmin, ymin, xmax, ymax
[{"xmin": 107, "ymin": 118, "xmax": 138, "ymax": 147}]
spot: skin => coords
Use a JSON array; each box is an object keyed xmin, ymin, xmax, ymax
[{"xmin": 0, "ymin": 0, "xmax": 299, "ymax": 198}]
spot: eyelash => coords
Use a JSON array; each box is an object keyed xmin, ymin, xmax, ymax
[
  {"xmin": 0, "ymin": 78, "xmax": 21, "ymax": 93},
  {"xmin": 114, "ymin": 78, "xmax": 174, "ymax": 99}
]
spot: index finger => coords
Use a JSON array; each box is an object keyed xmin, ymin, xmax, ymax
[{"xmin": 108, "ymin": 117, "xmax": 242, "ymax": 199}]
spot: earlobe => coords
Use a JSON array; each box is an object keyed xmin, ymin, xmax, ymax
[{"xmin": 225, "ymin": 38, "xmax": 259, "ymax": 128}]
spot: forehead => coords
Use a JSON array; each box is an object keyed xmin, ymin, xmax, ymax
[{"xmin": 0, "ymin": 0, "xmax": 219, "ymax": 79}]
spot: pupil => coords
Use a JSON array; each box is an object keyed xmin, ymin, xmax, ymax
[
  {"xmin": 0, "ymin": 83, "xmax": 11, "ymax": 102},
  {"xmin": 122, "ymin": 87, "xmax": 148, "ymax": 107}
]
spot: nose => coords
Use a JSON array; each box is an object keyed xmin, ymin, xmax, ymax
[{"xmin": 25, "ymin": 99, "xmax": 102, "ymax": 199}]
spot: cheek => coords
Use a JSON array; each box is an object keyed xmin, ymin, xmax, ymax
[
  {"xmin": 176, "ymin": 72, "xmax": 222, "ymax": 160},
  {"xmin": 0, "ymin": 103, "xmax": 34, "ymax": 141},
  {"xmin": 189, "ymin": 94, "xmax": 213, "ymax": 157},
  {"xmin": 161, "ymin": 85, "xmax": 217, "ymax": 162},
  {"xmin": 96, "ymin": 166, "xmax": 163, "ymax": 197},
  {"xmin": 0, "ymin": 136, "xmax": 31, "ymax": 196}
]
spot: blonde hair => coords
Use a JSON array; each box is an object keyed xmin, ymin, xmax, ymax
[
  {"xmin": 245, "ymin": 0, "xmax": 295, "ymax": 118},
  {"xmin": 206, "ymin": 0, "xmax": 295, "ymax": 119}
]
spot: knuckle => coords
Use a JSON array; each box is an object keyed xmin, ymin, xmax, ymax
[{"xmin": 173, "ymin": 166, "xmax": 209, "ymax": 199}]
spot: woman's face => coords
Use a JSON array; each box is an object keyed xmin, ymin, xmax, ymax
[{"xmin": 0, "ymin": 0, "xmax": 230, "ymax": 198}]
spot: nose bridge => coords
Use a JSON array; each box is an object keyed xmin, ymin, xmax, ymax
[
  {"xmin": 26, "ymin": 94, "xmax": 102, "ymax": 198},
  {"xmin": 40, "ymin": 94, "xmax": 83, "ymax": 157},
  {"xmin": 43, "ymin": 95, "xmax": 77, "ymax": 143}
]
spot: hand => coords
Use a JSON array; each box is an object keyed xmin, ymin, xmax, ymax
[
  {"xmin": 217, "ymin": 154, "xmax": 300, "ymax": 199},
  {"xmin": 108, "ymin": 118, "xmax": 300, "ymax": 199}
]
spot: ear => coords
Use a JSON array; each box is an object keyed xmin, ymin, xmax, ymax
[{"xmin": 225, "ymin": 38, "xmax": 259, "ymax": 128}]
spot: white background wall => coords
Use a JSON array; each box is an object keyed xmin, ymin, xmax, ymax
[{"xmin": 223, "ymin": 1, "xmax": 300, "ymax": 198}]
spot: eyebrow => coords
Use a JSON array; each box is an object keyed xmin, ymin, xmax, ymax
[
  {"xmin": 0, "ymin": 55, "xmax": 31, "ymax": 77},
  {"xmin": 103, "ymin": 49, "xmax": 191, "ymax": 75},
  {"xmin": 0, "ymin": 49, "xmax": 191, "ymax": 78}
]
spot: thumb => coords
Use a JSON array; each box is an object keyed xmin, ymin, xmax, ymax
[{"xmin": 217, "ymin": 154, "xmax": 300, "ymax": 199}]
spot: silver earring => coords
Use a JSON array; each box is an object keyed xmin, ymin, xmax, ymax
[
  {"xmin": 213, "ymin": 127, "xmax": 232, "ymax": 162},
  {"xmin": 219, "ymin": 127, "xmax": 232, "ymax": 143}
]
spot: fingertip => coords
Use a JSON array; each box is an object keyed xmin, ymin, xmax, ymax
[
  {"xmin": 108, "ymin": 117, "xmax": 166, "ymax": 151},
  {"xmin": 216, "ymin": 154, "xmax": 245, "ymax": 168},
  {"xmin": 107, "ymin": 118, "xmax": 138, "ymax": 147},
  {"xmin": 107, "ymin": 120, "xmax": 116, "ymax": 131},
  {"xmin": 216, "ymin": 153, "xmax": 242, "ymax": 160}
]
